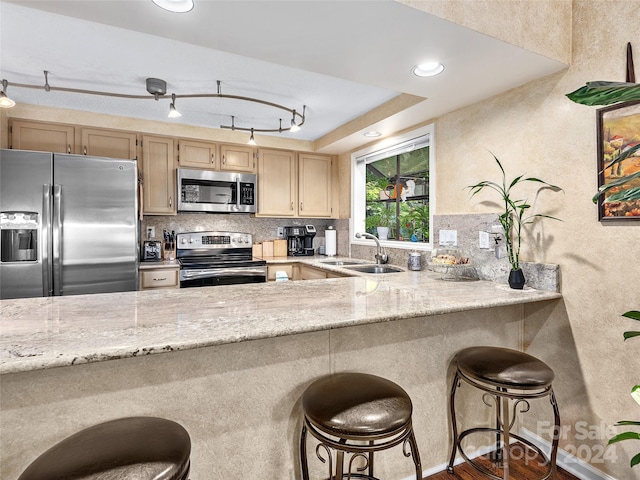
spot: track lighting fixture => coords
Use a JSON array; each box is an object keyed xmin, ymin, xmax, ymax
[
  {"xmin": 247, "ymin": 128, "xmax": 257, "ymax": 146},
  {"xmin": 2, "ymin": 72, "xmax": 306, "ymax": 137},
  {"xmin": 0, "ymin": 79, "xmax": 15, "ymax": 108},
  {"xmin": 168, "ymin": 93, "xmax": 181, "ymax": 118}
]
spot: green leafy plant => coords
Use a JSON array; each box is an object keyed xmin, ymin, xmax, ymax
[
  {"xmin": 401, "ymin": 204, "xmax": 430, "ymax": 241},
  {"xmin": 608, "ymin": 310, "xmax": 640, "ymax": 468},
  {"xmin": 566, "ymin": 81, "xmax": 640, "ymax": 106},
  {"xmin": 468, "ymin": 153, "xmax": 562, "ymax": 271},
  {"xmin": 567, "ymin": 80, "xmax": 640, "ymax": 469}
]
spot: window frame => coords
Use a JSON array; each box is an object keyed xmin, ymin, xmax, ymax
[{"xmin": 350, "ymin": 123, "xmax": 436, "ymax": 252}]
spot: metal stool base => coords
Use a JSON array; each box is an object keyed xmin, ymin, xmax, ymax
[
  {"xmin": 447, "ymin": 370, "xmax": 560, "ymax": 480},
  {"xmin": 300, "ymin": 416, "xmax": 422, "ymax": 480}
]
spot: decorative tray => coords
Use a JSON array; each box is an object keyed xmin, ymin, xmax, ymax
[{"xmin": 428, "ymin": 249, "xmax": 478, "ymax": 281}]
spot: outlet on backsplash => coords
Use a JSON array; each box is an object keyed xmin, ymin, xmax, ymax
[{"xmin": 146, "ymin": 226, "xmax": 155, "ymax": 239}]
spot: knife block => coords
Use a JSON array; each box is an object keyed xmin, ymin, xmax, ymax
[{"xmin": 162, "ymin": 242, "xmax": 175, "ymax": 261}]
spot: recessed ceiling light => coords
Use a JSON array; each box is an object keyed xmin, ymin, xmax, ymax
[
  {"xmin": 151, "ymin": 0, "xmax": 194, "ymax": 13},
  {"xmin": 412, "ymin": 62, "xmax": 445, "ymax": 77},
  {"xmin": 364, "ymin": 131, "xmax": 382, "ymax": 138}
]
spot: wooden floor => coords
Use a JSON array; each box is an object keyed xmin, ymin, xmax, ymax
[{"xmin": 425, "ymin": 444, "xmax": 579, "ymax": 480}]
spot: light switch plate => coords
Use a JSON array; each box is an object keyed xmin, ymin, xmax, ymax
[
  {"xmin": 479, "ymin": 231, "xmax": 490, "ymax": 249},
  {"xmin": 439, "ymin": 229, "xmax": 458, "ymax": 246}
]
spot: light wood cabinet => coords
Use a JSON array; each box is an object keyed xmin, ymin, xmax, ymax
[
  {"xmin": 141, "ymin": 135, "xmax": 176, "ymax": 215},
  {"xmin": 9, "ymin": 119, "xmax": 74, "ymax": 153},
  {"xmin": 220, "ymin": 144, "xmax": 255, "ymax": 172},
  {"xmin": 298, "ymin": 264, "xmax": 328, "ymax": 280},
  {"xmin": 269, "ymin": 263, "xmax": 348, "ymax": 281},
  {"xmin": 81, "ymin": 127, "xmax": 137, "ymax": 159},
  {"xmin": 267, "ymin": 264, "xmax": 297, "ymax": 281},
  {"xmin": 178, "ymin": 139, "xmax": 217, "ymax": 169},
  {"xmin": 257, "ymin": 149, "xmax": 334, "ymax": 218},
  {"xmin": 257, "ymin": 148, "xmax": 297, "ymax": 217},
  {"xmin": 298, "ymin": 153, "xmax": 333, "ymax": 217},
  {"xmin": 139, "ymin": 267, "xmax": 179, "ymax": 290}
]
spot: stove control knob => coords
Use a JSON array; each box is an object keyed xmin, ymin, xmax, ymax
[
  {"xmin": 181, "ymin": 237, "xmax": 187, "ymax": 245},
  {"xmin": 189, "ymin": 237, "xmax": 194, "ymax": 243}
]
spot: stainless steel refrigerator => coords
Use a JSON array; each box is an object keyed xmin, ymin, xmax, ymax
[{"xmin": 0, "ymin": 149, "xmax": 138, "ymax": 299}]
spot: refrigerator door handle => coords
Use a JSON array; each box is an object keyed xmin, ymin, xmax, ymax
[
  {"xmin": 52, "ymin": 184, "xmax": 63, "ymax": 296},
  {"xmin": 42, "ymin": 184, "xmax": 52, "ymax": 296}
]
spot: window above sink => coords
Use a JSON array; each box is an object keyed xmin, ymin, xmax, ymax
[{"xmin": 351, "ymin": 124, "xmax": 435, "ymax": 252}]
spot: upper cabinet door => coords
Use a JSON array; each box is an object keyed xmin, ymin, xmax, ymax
[
  {"xmin": 299, "ymin": 153, "xmax": 333, "ymax": 218},
  {"xmin": 220, "ymin": 144, "xmax": 255, "ymax": 173},
  {"xmin": 10, "ymin": 119, "xmax": 75, "ymax": 154},
  {"xmin": 257, "ymin": 149, "xmax": 297, "ymax": 217},
  {"xmin": 81, "ymin": 127, "xmax": 137, "ymax": 159},
  {"xmin": 142, "ymin": 135, "xmax": 176, "ymax": 215},
  {"xmin": 178, "ymin": 139, "xmax": 217, "ymax": 169}
]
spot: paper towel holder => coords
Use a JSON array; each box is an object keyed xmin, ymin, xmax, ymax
[{"xmin": 325, "ymin": 226, "xmax": 337, "ymax": 257}]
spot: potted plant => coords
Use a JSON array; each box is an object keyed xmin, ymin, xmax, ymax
[
  {"xmin": 375, "ymin": 207, "xmax": 394, "ymax": 240},
  {"xmin": 468, "ymin": 153, "xmax": 562, "ymax": 289},
  {"xmin": 401, "ymin": 204, "xmax": 430, "ymax": 242}
]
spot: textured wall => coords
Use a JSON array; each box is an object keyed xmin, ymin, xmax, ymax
[
  {"xmin": 400, "ymin": 0, "xmax": 572, "ymax": 64},
  {"xmin": 434, "ymin": 1, "xmax": 640, "ymax": 477}
]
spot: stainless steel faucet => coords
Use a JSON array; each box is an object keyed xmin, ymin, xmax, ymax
[{"xmin": 355, "ymin": 232, "xmax": 388, "ymax": 264}]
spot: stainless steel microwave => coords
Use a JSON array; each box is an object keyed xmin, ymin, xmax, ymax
[{"xmin": 177, "ymin": 168, "xmax": 257, "ymax": 213}]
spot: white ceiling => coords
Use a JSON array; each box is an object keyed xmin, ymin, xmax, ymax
[{"xmin": 0, "ymin": 1, "xmax": 567, "ymax": 153}]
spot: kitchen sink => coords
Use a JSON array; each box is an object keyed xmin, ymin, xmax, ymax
[
  {"xmin": 344, "ymin": 265, "xmax": 404, "ymax": 274},
  {"xmin": 320, "ymin": 260, "xmax": 368, "ymax": 266}
]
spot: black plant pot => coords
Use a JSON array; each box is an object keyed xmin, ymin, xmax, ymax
[{"xmin": 508, "ymin": 268, "xmax": 526, "ymax": 289}]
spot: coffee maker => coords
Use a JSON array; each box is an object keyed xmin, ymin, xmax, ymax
[{"xmin": 284, "ymin": 225, "xmax": 316, "ymax": 256}]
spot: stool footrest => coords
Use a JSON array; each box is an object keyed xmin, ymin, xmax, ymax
[{"xmin": 455, "ymin": 427, "xmax": 553, "ymax": 480}]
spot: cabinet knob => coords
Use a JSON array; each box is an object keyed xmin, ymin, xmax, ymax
[
  {"xmin": 300, "ymin": 202, "xmax": 303, "ymax": 211},
  {"xmin": 211, "ymin": 154, "xmax": 215, "ymax": 164},
  {"xmin": 291, "ymin": 202, "xmax": 294, "ymax": 211},
  {"xmin": 222, "ymin": 155, "xmax": 226, "ymax": 164},
  {"xmin": 153, "ymin": 277, "xmax": 167, "ymax": 281},
  {"xmin": 83, "ymin": 146, "xmax": 87, "ymax": 155},
  {"xmin": 169, "ymin": 197, "xmax": 172, "ymax": 207},
  {"xmin": 67, "ymin": 144, "xmax": 71, "ymax": 154}
]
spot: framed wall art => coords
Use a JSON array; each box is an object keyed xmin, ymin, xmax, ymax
[{"xmin": 596, "ymin": 100, "xmax": 640, "ymax": 220}]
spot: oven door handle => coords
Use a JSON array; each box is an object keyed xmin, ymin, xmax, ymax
[{"xmin": 181, "ymin": 267, "xmax": 266, "ymax": 280}]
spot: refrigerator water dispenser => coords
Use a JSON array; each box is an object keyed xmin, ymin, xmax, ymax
[{"xmin": 0, "ymin": 212, "xmax": 39, "ymax": 262}]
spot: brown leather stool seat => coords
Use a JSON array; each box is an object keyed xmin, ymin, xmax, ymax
[
  {"xmin": 447, "ymin": 346, "xmax": 560, "ymax": 480},
  {"xmin": 18, "ymin": 417, "xmax": 191, "ymax": 480},
  {"xmin": 300, "ymin": 372, "xmax": 421, "ymax": 480}
]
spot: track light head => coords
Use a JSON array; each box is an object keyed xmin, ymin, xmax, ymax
[
  {"xmin": 0, "ymin": 80, "xmax": 15, "ymax": 108},
  {"xmin": 168, "ymin": 93, "xmax": 181, "ymax": 118},
  {"xmin": 247, "ymin": 128, "xmax": 257, "ymax": 146}
]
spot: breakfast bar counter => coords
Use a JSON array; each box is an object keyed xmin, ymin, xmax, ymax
[
  {"xmin": 0, "ymin": 259, "xmax": 560, "ymax": 374},
  {"xmin": 1, "ymin": 259, "xmax": 562, "ymax": 479}
]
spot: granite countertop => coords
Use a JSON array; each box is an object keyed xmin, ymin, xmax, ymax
[{"xmin": 0, "ymin": 257, "xmax": 561, "ymax": 374}]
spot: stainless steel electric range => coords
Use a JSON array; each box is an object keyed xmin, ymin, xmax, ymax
[{"xmin": 176, "ymin": 231, "xmax": 267, "ymax": 288}]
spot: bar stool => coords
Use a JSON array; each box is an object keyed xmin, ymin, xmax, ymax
[
  {"xmin": 18, "ymin": 417, "xmax": 191, "ymax": 480},
  {"xmin": 300, "ymin": 372, "xmax": 422, "ymax": 480},
  {"xmin": 447, "ymin": 346, "xmax": 560, "ymax": 480}
]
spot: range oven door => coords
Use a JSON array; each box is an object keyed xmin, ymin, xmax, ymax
[{"xmin": 180, "ymin": 265, "xmax": 267, "ymax": 288}]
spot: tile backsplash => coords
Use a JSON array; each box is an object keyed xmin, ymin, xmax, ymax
[
  {"xmin": 142, "ymin": 214, "xmax": 350, "ymax": 256},
  {"xmin": 142, "ymin": 213, "xmax": 558, "ymax": 291}
]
